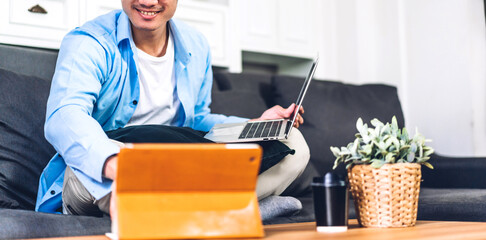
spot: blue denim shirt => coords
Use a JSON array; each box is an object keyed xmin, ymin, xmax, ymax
[{"xmin": 35, "ymin": 10, "xmax": 246, "ymax": 213}]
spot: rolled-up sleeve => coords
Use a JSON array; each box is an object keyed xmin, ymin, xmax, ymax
[{"xmin": 45, "ymin": 32, "xmax": 119, "ymax": 185}]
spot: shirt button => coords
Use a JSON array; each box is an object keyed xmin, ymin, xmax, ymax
[
  {"xmin": 132, "ymin": 100, "xmax": 138, "ymax": 105},
  {"xmin": 50, "ymin": 190, "xmax": 56, "ymax": 195}
]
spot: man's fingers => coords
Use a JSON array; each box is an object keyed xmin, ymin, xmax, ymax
[
  {"xmin": 292, "ymin": 113, "xmax": 304, "ymax": 128},
  {"xmin": 283, "ymin": 104, "xmax": 295, "ymax": 117},
  {"xmin": 110, "ymin": 180, "xmax": 116, "ymax": 220},
  {"xmin": 259, "ymin": 104, "xmax": 304, "ymax": 121},
  {"xmin": 290, "ymin": 104, "xmax": 304, "ymax": 117}
]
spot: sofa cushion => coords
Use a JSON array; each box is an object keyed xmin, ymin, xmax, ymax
[
  {"xmin": 0, "ymin": 68, "xmax": 56, "ymax": 210},
  {"xmin": 0, "ymin": 209, "xmax": 110, "ymax": 239},
  {"xmin": 272, "ymin": 75, "xmax": 405, "ymax": 195},
  {"xmin": 211, "ymin": 91, "xmax": 269, "ymax": 119},
  {"xmin": 418, "ymin": 188, "xmax": 486, "ymax": 221},
  {"xmin": 211, "ymin": 71, "xmax": 273, "ymax": 119},
  {"xmin": 0, "ymin": 44, "xmax": 58, "ymax": 81}
]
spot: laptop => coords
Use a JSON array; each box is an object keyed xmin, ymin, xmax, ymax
[
  {"xmin": 109, "ymin": 143, "xmax": 264, "ymax": 239},
  {"xmin": 205, "ymin": 56, "xmax": 319, "ymax": 143}
]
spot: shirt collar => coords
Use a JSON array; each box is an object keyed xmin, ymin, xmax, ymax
[
  {"xmin": 168, "ymin": 19, "xmax": 192, "ymax": 65},
  {"xmin": 116, "ymin": 11, "xmax": 132, "ymax": 47}
]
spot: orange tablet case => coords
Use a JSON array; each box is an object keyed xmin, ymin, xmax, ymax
[{"xmin": 112, "ymin": 143, "xmax": 264, "ymax": 239}]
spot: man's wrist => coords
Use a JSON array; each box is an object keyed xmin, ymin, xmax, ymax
[{"xmin": 103, "ymin": 154, "xmax": 118, "ymax": 180}]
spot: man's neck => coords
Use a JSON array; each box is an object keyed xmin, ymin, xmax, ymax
[{"xmin": 132, "ymin": 23, "xmax": 169, "ymax": 57}]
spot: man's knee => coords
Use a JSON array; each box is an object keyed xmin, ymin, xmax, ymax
[
  {"xmin": 255, "ymin": 129, "xmax": 310, "ymax": 199},
  {"xmin": 282, "ymin": 128, "xmax": 310, "ymax": 177},
  {"xmin": 62, "ymin": 167, "xmax": 108, "ymax": 217}
]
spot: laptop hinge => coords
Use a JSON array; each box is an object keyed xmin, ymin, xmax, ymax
[{"xmin": 285, "ymin": 121, "xmax": 292, "ymax": 138}]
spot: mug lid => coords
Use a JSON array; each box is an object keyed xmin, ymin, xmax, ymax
[{"xmin": 312, "ymin": 172, "xmax": 345, "ymax": 187}]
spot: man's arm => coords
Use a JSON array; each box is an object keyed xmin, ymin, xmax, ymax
[{"xmin": 45, "ymin": 33, "xmax": 119, "ymax": 185}]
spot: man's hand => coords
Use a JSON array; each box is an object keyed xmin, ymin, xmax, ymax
[
  {"xmin": 103, "ymin": 155, "xmax": 118, "ymax": 220},
  {"xmin": 110, "ymin": 179, "xmax": 117, "ymax": 221},
  {"xmin": 253, "ymin": 103, "xmax": 305, "ymax": 128},
  {"xmin": 103, "ymin": 155, "xmax": 118, "ymax": 180}
]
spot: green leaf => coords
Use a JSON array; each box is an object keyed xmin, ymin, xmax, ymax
[
  {"xmin": 391, "ymin": 116, "xmax": 398, "ymax": 131},
  {"xmin": 424, "ymin": 148, "xmax": 435, "ymax": 157},
  {"xmin": 374, "ymin": 127, "xmax": 381, "ymax": 139},
  {"xmin": 362, "ymin": 145, "xmax": 372, "ymax": 156},
  {"xmin": 330, "ymin": 146, "xmax": 341, "ymax": 157},
  {"xmin": 401, "ymin": 128, "xmax": 409, "ymax": 141},
  {"xmin": 351, "ymin": 139, "xmax": 359, "ymax": 153},
  {"xmin": 400, "ymin": 145, "xmax": 410, "ymax": 151},
  {"xmin": 356, "ymin": 118, "xmax": 364, "ymax": 131},
  {"xmin": 410, "ymin": 143, "xmax": 417, "ymax": 153},
  {"xmin": 371, "ymin": 160, "xmax": 385, "ymax": 168},
  {"xmin": 360, "ymin": 126, "xmax": 371, "ymax": 143},
  {"xmin": 417, "ymin": 156, "xmax": 430, "ymax": 163},
  {"xmin": 332, "ymin": 161, "xmax": 339, "ymax": 169},
  {"xmin": 392, "ymin": 137, "xmax": 400, "ymax": 150},
  {"xmin": 422, "ymin": 162, "xmax": 434, "ymax": 169},
  {"xmin": 385, "ymin": 152, "xmax": 396, "ymax": 163},
  {"xmin": 371, "ymin": 118, "xmax": 385, "ymax": 129},
  {"xmin": 378, "ymin": 141, "xmax": 386, "ymax": 151},
  {"xmin": 384, "ymin": 137, "xmax": 395, "ymax": 150},
  {"xmin": 407, "ymin": 152, "xmax": 415, "ymax": 162},
  {"xmin": 419, "ymin": 144, "xmax": 424, "ymax": 158},
  {"xmin": 340, "ymin": 147, "xmax": 351, "ymax": 155}
]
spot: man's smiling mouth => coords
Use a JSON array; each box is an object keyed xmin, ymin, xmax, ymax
[
  {"xmin": 136, "ymin": 8, "xmax": 163, "ymax": 17},
  {"xmin": 139, "ymin": 10, "xmax": 158, "ymax": 16}
]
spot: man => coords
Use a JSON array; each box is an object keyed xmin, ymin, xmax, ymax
[{"xmin": 36, "ymin": 0, "xmax": 310, "ymax": 218}]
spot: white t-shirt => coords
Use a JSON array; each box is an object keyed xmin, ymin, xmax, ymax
[{"xmin": 126, "ymin": 31, "xmax": 182, "ymax": 126}]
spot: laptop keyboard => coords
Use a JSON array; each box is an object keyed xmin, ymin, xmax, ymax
[{"xmin": 239, "ymin": 120, "xmax": 284, "ymax": 139}]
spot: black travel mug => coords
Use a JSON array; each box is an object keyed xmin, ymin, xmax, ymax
[{"xmin": 311, "ymin": 172, "xmax": 348, "ymax": 232}]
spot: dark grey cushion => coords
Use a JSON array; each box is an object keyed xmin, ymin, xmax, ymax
[
  {"xmin": 418, "ymin": 188, "xmax": 486, "ymax": 221},
  {"xmin": 211, "ymin": 91, "xmax": 269, "ymax": 119},
  {"xmin": 0, "ymin": 44, "xmax": 58, "ymax": 81},
  {"xmin": 421, "ymin": 154, "xmax": 486, "ymax": 189},
  {"xmin": 211, "ymin": 71, "xmax": 274, "ymax": 119},
  {"xmin": 0, "ymin": 68, "xmax": 56, "ymax": 210},
  {"xmin": 273, "ymin": 75, "xmax": 405, "ymax": 196},
  {"xmin": 0, "ymin": 209, "xmax": 110, "ymax": 239}
]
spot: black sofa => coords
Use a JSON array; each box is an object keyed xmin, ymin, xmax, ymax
[{"xmin": 1, "ymin": 43, "xmax": 486, "ymax": 239}]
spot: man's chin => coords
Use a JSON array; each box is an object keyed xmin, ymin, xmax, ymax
[{"xmin": 132, "ymin": 24, "xmax": 161, "ymax": 33}]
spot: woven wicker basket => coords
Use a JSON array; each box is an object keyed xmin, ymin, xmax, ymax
[{"xmin": 348, "ymin": 163, "xmax": 421, "ymax": 228}]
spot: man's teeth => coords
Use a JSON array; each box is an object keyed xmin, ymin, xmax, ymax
[{"xmin": 140, "ymin": 10, "xmax": 157, "ymax": 16}]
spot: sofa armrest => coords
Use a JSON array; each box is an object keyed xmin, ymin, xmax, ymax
[{"xmin": 421, "ymin": 153, "xmax": 486, "ymax": 189}]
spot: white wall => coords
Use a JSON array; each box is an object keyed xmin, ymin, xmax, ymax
[
  {"xmin": 403, "ymin": 0, "xmax": 486, "ymax": 156},
  {"xmin": 318, "ymin": 0, "xmax": 486, "ymax": 157}
]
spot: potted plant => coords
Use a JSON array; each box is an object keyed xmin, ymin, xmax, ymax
[{"xmin": 331, "ymin": 116, "xmax": 434, "ymax": 228}]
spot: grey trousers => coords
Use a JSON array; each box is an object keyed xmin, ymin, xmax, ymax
[
  {"xmin": 62, "ymin": 128, "xmax": 309, "ymax": 216},
  {"xmin": 62, "ymin": 167, "xmax": 111, "ymax": 216}
]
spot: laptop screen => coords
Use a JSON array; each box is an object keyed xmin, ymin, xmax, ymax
[{"xmin": 287, "ymin": 56, "xmax": 319, "ymax": 136}]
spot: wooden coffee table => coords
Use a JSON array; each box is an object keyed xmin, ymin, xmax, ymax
[
  {"xmin": 264, "ymin": 220, "xmax": 486, "ymax": 240},
  {"xmin": 33, "ymin": 219, "xmax": 486, "ymax": 240}
]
